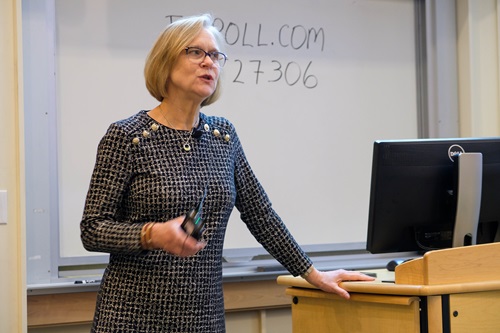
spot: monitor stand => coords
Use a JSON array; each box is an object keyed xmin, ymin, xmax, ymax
[{"xmin": 452, "ymin": 152, "xmax": 483, "ymax": 247}]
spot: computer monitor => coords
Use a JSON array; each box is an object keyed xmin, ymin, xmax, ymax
[{"xmin": 366, "ymin": 137, "xmax": 500, "ymax": 254}]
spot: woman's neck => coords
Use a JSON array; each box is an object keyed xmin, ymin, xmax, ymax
[{"xmin": 156, "ymin": 99, "xmax": 200, "ymax": 130}]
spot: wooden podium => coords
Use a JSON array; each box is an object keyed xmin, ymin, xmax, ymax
[{"xmin": 278, "ymin": 242, "xmax": 500, "ymax": 333}]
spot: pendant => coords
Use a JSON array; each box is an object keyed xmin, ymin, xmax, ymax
[{"xmin": 183, "ymin": 143, "xmax": 191, "ymax": 152}]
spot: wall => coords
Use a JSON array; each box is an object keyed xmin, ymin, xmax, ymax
[
  {"xmin": 457, "ymin": 0, "xmax": 500, "ymax": 137},
  {"xmin": 0, "ymin": 0, "xmax": 26, "ymax": 332}
]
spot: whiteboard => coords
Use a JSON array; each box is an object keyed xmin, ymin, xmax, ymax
[{"xmin": 50, "ymin": 0, "xmax": 419, "ymax": 258}]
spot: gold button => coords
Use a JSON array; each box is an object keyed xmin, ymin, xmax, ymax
[
  {"xmin": 132, "ymin": 137, "xmax": 140, "ymax": 145},
  {"xmin": 142, "ymin": 130, "xmax": 150, "ymax": 138},
  {"xmin": 204, "ymin": 124, "xmax": 210, "ymax": 131},
  {"xmin": 224, "ymin": 134, "xmax": 230, "ymax": 142},
  {"xmin": 151, "ymin": 123, "xmax": 159, "ymax": 131},
  {"xmin": 213, "ymin": 129, "xmax": 221, "ymax": 137}
]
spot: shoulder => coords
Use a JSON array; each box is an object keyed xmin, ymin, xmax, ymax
[
  {"xmin": 200, "ymin": 113, "xmax": 244, "ymax": 157},
  {"xmin": 202, "ymin": 114, "xmax": 234, "ymax": 131},
  {"xmin": 201, "ymin": 114, "xmax": 238, "ymax": 139},
  {"xmin": 105, "ymin": 110, "xmax": 155, "ymax": 140},
  {"xmin": 99, "ymin": 110, "xmax": 153, "ymax": 148},
  {"xmin": 109, "ymin": 110, "xmax": 150, "ymax": 134}
]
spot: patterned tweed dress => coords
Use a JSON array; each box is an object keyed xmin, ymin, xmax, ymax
[{"xmin": 81, "ymin": 110, "xmax": 312, "ymax": 332}]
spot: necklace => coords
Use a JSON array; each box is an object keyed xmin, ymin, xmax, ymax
[{"xmin": 159, "ymin": 104, "xmax": 197, "ymax": 152}]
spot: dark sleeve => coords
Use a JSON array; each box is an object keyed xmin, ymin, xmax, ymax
[
  {"xmin": 232, "ymin": 129, "xmax": 313, "ymax": 277},
  {"xmin": 80, "ymin": 123, "xmax": 143, "ymax": 254}
]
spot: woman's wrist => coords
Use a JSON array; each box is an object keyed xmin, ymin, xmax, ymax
[
  {"xmin": 141, "ymin": 222, "xmax": 156, "ymax": 249},
  {"xmin": 300, "ymin": 265, "xmax": 315, "ymax": 279}
]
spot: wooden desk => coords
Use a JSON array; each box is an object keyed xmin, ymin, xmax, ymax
[
  {"xmin": 28, "ymin": 279, "xmax": 290, "ymax": 328},
  {"xmin": 278, "ymin": 243, "xmax": 500, "ymax": 333}
]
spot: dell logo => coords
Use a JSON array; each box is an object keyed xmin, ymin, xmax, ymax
[{"xmin": 448, "ymin": 144, "xmax": 465, "ymax": 161}]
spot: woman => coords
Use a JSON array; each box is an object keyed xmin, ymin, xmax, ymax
[{"xmin": 81, "ymin": 13, "xmax": 373, "ymax": 333}]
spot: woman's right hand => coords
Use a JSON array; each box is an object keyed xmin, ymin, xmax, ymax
[{"xmin": 149, "ymin": 216, "xmax": 206, "ymax": 256}]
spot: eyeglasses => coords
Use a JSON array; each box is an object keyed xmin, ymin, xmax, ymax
[{"xmin": 184, "ymin": 47, "xmax": 227, "ymax": 67}]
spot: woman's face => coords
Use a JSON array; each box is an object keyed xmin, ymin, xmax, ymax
[{"xmin": 168, "ymin": 29, "xmax": 221, "ymax": 104}]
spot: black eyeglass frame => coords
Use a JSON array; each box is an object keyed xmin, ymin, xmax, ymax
[{"xmin": 184, "ymin": 47, "xmax": 227, "ymax": 67}]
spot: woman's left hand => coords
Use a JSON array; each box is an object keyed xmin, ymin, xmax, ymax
[{"xmin": 304, "ymin": 267, "xmax": 375, "ymax": 300}]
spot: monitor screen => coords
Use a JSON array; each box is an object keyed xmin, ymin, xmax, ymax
[{"xmin": 366, "ymin": 137, "xmax": 500, "ymax": 254}]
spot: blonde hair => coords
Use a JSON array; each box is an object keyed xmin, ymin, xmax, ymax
[{"xmin": 144, "ymin": 14, "xmax": 225, "ymax": 107}]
